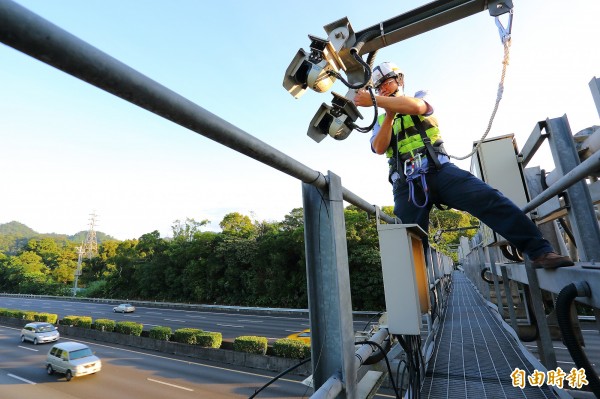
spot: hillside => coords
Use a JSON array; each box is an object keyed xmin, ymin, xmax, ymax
[{"xmin": 0, "ymin": 220, "xmax": 118, "ymax": 255}]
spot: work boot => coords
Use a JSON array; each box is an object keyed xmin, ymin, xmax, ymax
[{"xmin": 531, "ymin": 252, "xmax": 575, "ymax": 269}]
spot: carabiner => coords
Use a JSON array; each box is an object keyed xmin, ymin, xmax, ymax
[{"xmin": 495, "ymin": 10, "xmax": 513, "ymax": 44}]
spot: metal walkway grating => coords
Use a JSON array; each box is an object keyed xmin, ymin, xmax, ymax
[{"xmin": 420, "ymin": 272, "xmax": 560, "ymax": 399}]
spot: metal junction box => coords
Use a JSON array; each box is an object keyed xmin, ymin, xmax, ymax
[
  {"xmin": 470, "ymin": 134, "xmax": 530, "ymax": 246},
  {"xmin": 377, "ymin": 223, "xmax": 430, "ymax": 335}
]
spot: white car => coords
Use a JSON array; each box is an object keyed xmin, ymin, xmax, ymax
[
  {"xmin": 20, "ymin": 322, "xmax": 60, "ymax": 345},
  {"xmin": 46, "ymin": 341, "xmax": 101, "ymax": 381},
  {"xmin": 113, "ymin": 303, "xmax": 135, "ymax": 313}
]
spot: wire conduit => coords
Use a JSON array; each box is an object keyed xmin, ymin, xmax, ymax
[{"xmin": 555, "ymin": 281, "xmax": 600, "ymax": 397}]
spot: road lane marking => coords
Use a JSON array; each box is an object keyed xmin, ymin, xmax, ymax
[
  {"xmin": 147, "ymin": 378, "xmax": 193, "ymax": 391},
  {"xmin": 8, "ymin": 374, "xmax": 36, "ymax": 384},
  {"xmin": 236, "ymin": 320, "xmax": 263, "ymax": 323},
  {"xmin": 188, "ymin": 315, "xmax": 205, "ymax": 318},
  {"xmin": 18, "ymin": 346, "xmax": 38, "ymax": 352},
  {"xmin": 145, "ymin": 312, "xmax": 163, "ymax": 315},
  {"xmin": 66, "ymin": 338, "xmax": 302, "ymax": 384},
  {"xmin": 216, "ymin": 324, "xmax": 244, "ymax": 328},
  {"xmin": 164, "ymin": 318, "xmax": 186, "ymax": 323}
]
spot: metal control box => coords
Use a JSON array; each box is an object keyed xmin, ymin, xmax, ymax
[
  {"xmin": 377, "ymin": 223, "xmax": 430, "ymax": 335},
  {"xmin": 470, "ymin": 134, "xmax": 530, "ymax": 246}
]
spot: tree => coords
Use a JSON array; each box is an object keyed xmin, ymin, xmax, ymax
[
  {"xmin": 172, "ymin": 218, "xmax": 209, "ymax": 242},
  {"xmin": 429, "ymin": 208, "xmax": 479, "ymax": 261},
  {"xmin": 219, "ymin": 212, "xmax": 256, "ymax": 238}
]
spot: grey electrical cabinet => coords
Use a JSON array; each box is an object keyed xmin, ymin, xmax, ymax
[
  {"xmin": 470, "ymin": 134, "xmax": 530, "ymax": 246},
  {"xmin": 377, "ymin": 223, "xmax": 430, "ymax": 335}
]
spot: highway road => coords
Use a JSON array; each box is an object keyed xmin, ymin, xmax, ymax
[
  {"xmin": 0, "ymin": 321, "xmax": 397, "ymax": 398},
  {"xmin": 0, "ymin": 296, "xmax": 378, "ymax": 341},
  {"xmin": 0, "ymin": 324, "xmax": 317, "ymax": 398}
]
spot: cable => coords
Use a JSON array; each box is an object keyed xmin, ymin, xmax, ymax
[
  {"xmin": 350, "ymin": 85, "xmax": 378, "ymax": 133},
  {"xmin": 558, "ymin": 217, "xmax": 577, "ymax": 248},
  {"xmin": 362, "ymin": 311, "xmax": 384, "ymax": 331},
  {"xmin": 355, "ymin": 340, "xmax": 402, "ymax": 399},
  {"xmin": 395, "ymin": 358, "xmax": 408, "ymax": 398},
  {"xmin": 396, "ymin": 335, "xmax": 420, "ymax": 399},
  {"xmin": 326, "ymin": 30, "xmax": 379, "ymax": 89},
  {"xmin": 248, "ymin": 357, "xmax": 311, "ymax": 399}
]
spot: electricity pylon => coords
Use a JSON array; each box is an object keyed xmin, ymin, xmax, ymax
[{"xmin": 73, "ymin": 212, "xmax": 99, "ymax": 295}]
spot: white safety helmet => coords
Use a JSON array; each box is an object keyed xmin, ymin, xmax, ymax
[{"xmin": 372, "ymin": 62, "xmax": 403, "ymax": 89}]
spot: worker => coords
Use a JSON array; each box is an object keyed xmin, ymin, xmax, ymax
[{"xmin": 353, "ymin": 62, "xmax": 574, "ymax": 269}]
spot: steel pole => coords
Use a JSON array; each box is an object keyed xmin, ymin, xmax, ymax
[
  {"xmin": 543, "ymin": 116, "xmax": 600, "ymax": 261},
  {"xmin": 303, "ymin": 172, "xmax": 357, "ymax": 398}
]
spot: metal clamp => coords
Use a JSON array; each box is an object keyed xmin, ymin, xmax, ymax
[{"xmin": 379, "ymin": 22, "xmax": 387, "ymax": 46}]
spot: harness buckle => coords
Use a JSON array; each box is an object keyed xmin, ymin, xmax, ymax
[{"xmin": 403, "ymin": 153, "xmax": 423, "ymax": 177}]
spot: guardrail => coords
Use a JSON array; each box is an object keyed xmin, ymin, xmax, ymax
[
  {"xmin": 458, "ymin": 89, "xmax": 600, "ymax": 373},
  {"xmin": 0, "ymin": 292, "xmax": 382, "ymax": 318}
]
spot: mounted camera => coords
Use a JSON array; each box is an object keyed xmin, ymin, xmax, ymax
[
  {"xmin": 307, "ymin": 91, "xmax": 363, "ymax": 142},
  {"xmin": 283, "ymin": 18, "xmax": 357, "ymax": 99},
  {"xmin": 283, "ymin": 35, "xmax": 347, "ymax": 99}
]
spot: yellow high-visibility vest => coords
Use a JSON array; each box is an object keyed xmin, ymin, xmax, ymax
[{"xmin": 379, "ymin": 113, "xmax": 443, "ymax": 160}]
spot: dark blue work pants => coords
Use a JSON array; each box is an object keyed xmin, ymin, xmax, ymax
[{"xmin": 392, "ymin": 162, "xmax": 552, "ymax": 259}]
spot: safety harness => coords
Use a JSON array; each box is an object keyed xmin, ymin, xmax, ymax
[{"xmin": 388, "ymin": 114, "xmax": 447, "ymax": 208}]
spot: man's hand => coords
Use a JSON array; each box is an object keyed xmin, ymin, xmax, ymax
[{"xmin": 353, "ymin": 89, "xmax": 373, "ymax": 107}]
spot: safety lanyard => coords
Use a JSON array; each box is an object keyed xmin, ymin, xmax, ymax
[{"xmin": 404, "ymin": 153, "xmax": 429, "ymax": 208}]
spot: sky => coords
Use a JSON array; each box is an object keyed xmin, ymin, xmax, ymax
[{"xmin": 1, "ymin": 0, "xmax": 599, "ymax": 241}]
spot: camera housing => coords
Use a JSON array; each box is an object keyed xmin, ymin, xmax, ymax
[{"xmin": 307, "ymin": 91, "xmax": 363, "ymax": 142}]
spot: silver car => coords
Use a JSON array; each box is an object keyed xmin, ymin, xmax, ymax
[
  {"xmin": 46, "ymin": 341, "xmax": 101, "ymax": 381},
  {"xmin": 113, "ymin": 303, "xmax": 135, "ymax": 313},
  {"xmin": 20, "ymin": 322, "xmax": 60, "ymax": 345}
]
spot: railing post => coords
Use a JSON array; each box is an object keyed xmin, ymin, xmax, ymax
[
  {"xmin": 489, "ymin": 248, "xmax": 504, "ymax": 316},
  {"xmin": 500, "ymin": 265, "xmax": 519, "ymax": 333},
  {"xmin": 524, "ymin": 257, "xmax": 557, "ymax": 370},
  {"xmin": 545, "ymin": 116, "xmax": 600, "ymax": 261},
  {"xmin": 303, "ymin": 171, "xmax": 357, "ymax": 398}
]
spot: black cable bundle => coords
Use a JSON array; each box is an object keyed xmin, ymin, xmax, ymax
[{"xmin": 396, "ymin": 335, "xmax": 423, "ymax": 399}]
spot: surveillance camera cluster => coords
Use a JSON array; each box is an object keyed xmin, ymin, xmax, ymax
[{"xmin": 282, "ymin": 18, "xmax": 369, "ymax": 143}]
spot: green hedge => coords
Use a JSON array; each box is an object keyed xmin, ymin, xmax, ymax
[
  {"xmin": 173, "ymin": 328, "xmax": 203, "ymax": 344},
  {"xmin": 149, "ymin": 326, "xmax": 172, "ymax": 341},
  {"xmin": 0, "ymin": 309, "xmax": 57, "ymax": 324},
  {"xmin": 1, "ymin": 309, "xmax": 24, "ymax": 319},
  {"xmin": 234, "ymin": 336, "xmax": 268, "ymax": 355},
  {"xmin": 60, "ymin": 315, "xmax": 92, "ymax": 328},
  {"xmin": 34, "ymin": 313, "xmax": 58, "ymax": 324},
  {"xmin": 195, "ymin": 331, "xmax": 222, "ymax": 348},
  {"xmin": 115, "ymin": 321, "xmax": 143, "ymax": 336},
  {"xmin": 94, "ymin": 318, "xmax": 116, "ymax": 332},
  {"xmin": 272, "ymin": 338, "xmax": 310, "ymax": 359},
  {"xmin": 23, "ymin": 311, "xmax": 36, "ymax": 321}
]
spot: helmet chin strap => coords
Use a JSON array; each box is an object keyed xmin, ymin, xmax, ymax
[
  {"xmin": 390, "ymin": 86, "xmax": 404, "ymax": 97},
  {"xmin": 390, "ymin": 79, "xmax": 404, "ymax": 97}
]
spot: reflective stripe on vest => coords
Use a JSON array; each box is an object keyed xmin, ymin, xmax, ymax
[{"xmin": 379, "ymin": 114, "xmax": 442, "ymax": 159}]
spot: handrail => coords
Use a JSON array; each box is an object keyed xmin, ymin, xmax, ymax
[
  {"xmin": 522, "ymin": 151, "xmax": 600, "ymax": 213},
  {"xmin": 0, "ymin": 0, "xmax": 395, "ymax": 224}
]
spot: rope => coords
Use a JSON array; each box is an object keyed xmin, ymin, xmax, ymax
[{"xmin": 448, "ymin": 36, "xmax": 512, "ymax": 161}]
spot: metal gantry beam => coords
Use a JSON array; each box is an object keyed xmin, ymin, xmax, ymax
[
  {"xmin": 355, "ymin": 0, "xmax": 490, "ymax": 54},
  {"xmin": 0, "ymin": 0, "xmax": 395, "ymax": 224}
]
